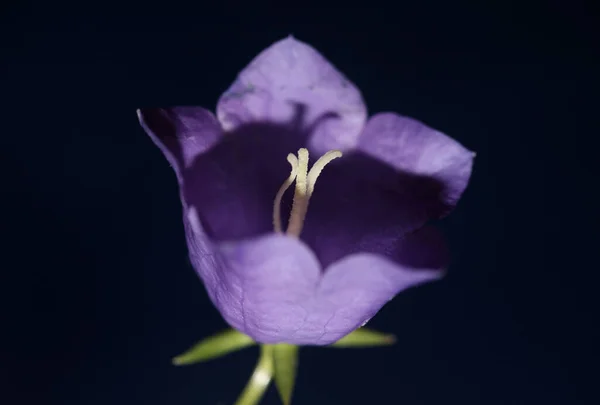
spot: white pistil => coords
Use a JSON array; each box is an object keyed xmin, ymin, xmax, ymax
[
  {"xmin": 274, "ymin": 147, "xmax": 342, "ymax": 237},
  {"xmin": 286, "ymin": 148, "xmax": 310, "ymax": 236}
]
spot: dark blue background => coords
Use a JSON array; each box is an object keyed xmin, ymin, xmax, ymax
[{"xmin": 2, "ymin": 1, "xmax": 596, "ymax": 404}]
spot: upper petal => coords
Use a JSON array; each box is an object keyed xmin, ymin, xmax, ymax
[
  {"xmin": 299, "ymin": 113, "xmax": 473, "ymax": 268},
  {"xmin": 216, "ymin": 36, "xmax": 367, "ymax": 155},
  {"xmin": 357, "ymin": 112, "xmax": 475, "ymax": 216}
]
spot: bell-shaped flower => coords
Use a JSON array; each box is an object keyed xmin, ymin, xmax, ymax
[{"xmin": 138, "ymin": 36, "xmax": 474, "ymax": 345}]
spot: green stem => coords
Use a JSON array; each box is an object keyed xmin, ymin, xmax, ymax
[{"xmin": 234, "ymin": 345, "xmax": 274, "ymax": 405}]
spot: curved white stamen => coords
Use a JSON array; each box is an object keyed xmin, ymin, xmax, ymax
[
  {"xmin": 273, "ymin": 148, "xmax": 343, "ymax": 237},
  {"xmin": 273, "ymin": 153, "xmax": 299, "ymax": 233},
  {"xmin": 307, "ymin": 150, "xmax": 342, "ymax": 198}
]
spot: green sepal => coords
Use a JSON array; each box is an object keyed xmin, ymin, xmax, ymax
[
  {"xmin": 172, "ymin": 329, "xmax": 255, "ymax": 365},
  {"xmin": 272, "ymin": 344, "xmax": 299, "ymax": 405},
  {"xmin": 234, "ymin": 345, "xmax": 274, "ymax": 405},
  {"xmin": 329, "ymin": 328, "xmax": 396, "ymax": 348}
]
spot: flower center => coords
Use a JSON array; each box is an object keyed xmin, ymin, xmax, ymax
[{"xmin": 273, "ymin": 148, "xmax": 343, "ymax": 237}]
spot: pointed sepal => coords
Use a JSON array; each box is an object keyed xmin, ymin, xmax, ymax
[
  {"xmin": 329, "ymin": 328, "xmax": 396, "ymax": 348},
  {"xmin": 272, "ymin": 344, "xmax": 299, "ymax": 405},
  {"xmin": 172, "ymin": 329, "xmax": 255, "ymax": 365},
  {"xmin": 234, "ymin": 345, "xmax": 274, "ymax": 405}
]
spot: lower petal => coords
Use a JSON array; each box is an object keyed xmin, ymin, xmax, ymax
[
  {"xmin": 312, "ymin": 226, "xmax": 447, "ymax": 344},
  {"xmin": 199, "ymin": 228, "xmax": 446, "ymax": 346},
  {"xmin": 209, "ymin": 234, "xmax": 322, "ymax": 344}
]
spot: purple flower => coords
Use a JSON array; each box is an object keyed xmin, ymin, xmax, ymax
[{"xmin": 138, "ymin": 36, "xmax": 474, "ymax": 345}]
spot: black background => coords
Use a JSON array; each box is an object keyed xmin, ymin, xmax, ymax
[{"xmin": 2, "ymin": 1, "xmax": 597, "ymax": 404}]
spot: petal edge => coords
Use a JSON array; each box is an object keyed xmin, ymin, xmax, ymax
[
  {"xmin": 216, "ymin": 36, "xmax": 367, "ymax": 155},
  {"xmin": 357, "ymin": 112, "xmax": 475, "ymax": 217}
]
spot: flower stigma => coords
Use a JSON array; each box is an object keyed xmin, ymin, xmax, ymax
[{"xmin": 273, "ymin": 148, "xmax": 342, "ymax": 237}]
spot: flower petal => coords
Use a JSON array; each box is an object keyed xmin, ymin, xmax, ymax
[
  {"xmin": 180, "ymin": 120, "xmax": 308, "ymax": 241},
  {"xmin": 311, "ymin": 226, "xmax": 447, "ymax": 345},
  {"xmin": 139, "ymin": 107, "xmax": 225, "ymax": 311},
  {"xmin": 357, "ymin": 112, "xmax": 475, "ymax": 216},
  {"xmin": 139, "ymin": 107, "xmax": 282, "ymax": 241},
  {"xmin": 299, "ymin": 113, "xmax": 473, "ymax": 267},
  {"xmin": 315, "ymin": 255, "xmax": 443, "ymax": 342},
  {"xmin": 298, "ymin": 152, "xmax": 441, "ymax": 267},
  {"xmin": 196, "ymin": 227, "xmax": 446, "ymax": 346},
  {"xmin": 209, "ymin": 234, "xmax": 322, "ymax": 344},
  {"xmin": 137, "ymin": 107, "xmax": 222, "ymax": 182},
  {"xmin": 216, "ymin": 36, "xmax": 367, "ymax": 155}
]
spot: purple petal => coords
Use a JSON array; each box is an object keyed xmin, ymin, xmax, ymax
[
  {"xmin": 357, "ymin": 112, "xmax": 475, "ymax": 215},
  {"xmin": 314, "ymin": 230, "xmax": 446, "ymax": 343},
  {"xmin": 206, "ymin": 233, "xmax": 322, "ymax": 344},
  {"xmin": 178, "ymin": 120, "xmax": 308, "ymax": 240},
  {"xmin": 138, "ymin": 107, "xmax": 283, "ymax": 240},
  {"xmin": 201, "ymin": 227, "xmax": 446, "ymax": 345},
  {"xmin": 299, "ymin": 113, "xmax": 474, "ymax": 267},
  {"xmin": 216, "ymin": 36, "xmax": 367, "ymax": 155},
  {"xmin": 137, "ymin": 107, "xmax": 222, "ymax": 183}
]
